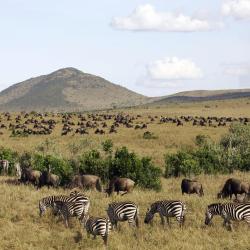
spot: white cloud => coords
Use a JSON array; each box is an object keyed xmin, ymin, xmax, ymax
[
  {"xmin": 137, "ymin": 57, "xmax": 203, "ymax": 89},
  {"xmin": 111, "ymin": 4, "xmax": 220, "ymax": 32},
  {"xmin": 148, "ymin": 57, "xmax": 203, "ymax": 80},
  {"xmin": 222, "ymin": 0, "xmax": 250, "ymax": 20}
]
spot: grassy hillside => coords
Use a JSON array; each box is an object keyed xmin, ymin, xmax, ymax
[
  {"xmin": 0, "ymin": 173, "xmax": 249, "ymax": 250},
  {"xmin": 0, "ymin": 68, "xmax": 149, "ymax": 112},
  {"xmin": 151, "ymin": 89, "xmax": 250, "ymax": 105}
]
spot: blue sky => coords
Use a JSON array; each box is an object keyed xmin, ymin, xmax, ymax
[{"xmin": 0, "ymin": 0, "xmax": 249, "ymax": 96}]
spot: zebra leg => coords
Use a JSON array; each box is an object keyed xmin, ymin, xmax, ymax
[
  {"xmin": 160, "ymin": 214, "xmax": 165, "ymax": 228},
  {"xmin": 135, "ymin": 214, "xmax": 139, "ymax": 228},
  {"xmin": 228, "ymin": 221, "xmax": 233, "ymax": 231},
  {"xmin": 103, "ymin": 235, "xmax": 108, "ymax": 246}
]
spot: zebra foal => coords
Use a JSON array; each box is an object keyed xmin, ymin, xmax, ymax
[
  {"xmin": 107, "ymin": 201, "xmax": 139, "ymax": 229},
  {"xmin": 205, "ymin": 202, "xmax": 250, "ymax": 231},
  {"xmin": 82, "ymin": 214, "xmax": 112, "ymax": 246},
  {"xmin": 39, "ymin": 191, "xmax": 90, "ymax": 227},
  {"xmin": 144, "ymin": 200, "xmax": 186, "ymax": 228}
]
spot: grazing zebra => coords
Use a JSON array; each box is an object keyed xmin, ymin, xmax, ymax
[
  {"xmin": 82, "ymin": 214, "xmax": 112, "ymax": 246},
  {"xmin": 39, "ymin": 191, "xmax": 90, "ymax": 227},
  {"xmin": 107, "ymin": 201, "xmax": 139, "ymax": 229},
  {"xmin": 144, "ymin": 200, "xmax": 186, "ymax": 227},
  {"xmin": 205, "ymin": 202, "xmax": 250, "ymax": 230}
]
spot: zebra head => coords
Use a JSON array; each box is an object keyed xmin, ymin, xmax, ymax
[
  {"xmin": 81, "ymin": 213, "xmax": 90, "ymax": 227},
  {"xmin": 205, "ymin": 203, "xmax": 223, "ymax": 225},
  {"xmin": 144, "ymin": 203, "xmax": 158, "ymax": 224},
  {"xmin": 39, "ymin": 199, "xmax": 47, "ymax": 217}
]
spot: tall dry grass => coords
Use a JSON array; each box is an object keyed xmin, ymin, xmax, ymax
[{"xmin": 0, "ymin": 172, "xmax": 249, "ymax": 250}]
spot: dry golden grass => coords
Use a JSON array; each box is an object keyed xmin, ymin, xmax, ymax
[
  {"xmin": 0, "ymin": 99, "xmax": 250, "ymax": 249},
  {"xmin": 0, "ymin": 98, "xmax": 250, "ymax": 167},
  {"xmin": 0, "ymin": 173, "xmax": 250, "ymax": 250}
]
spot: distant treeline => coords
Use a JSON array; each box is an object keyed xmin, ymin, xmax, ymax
[{"xmin": 1, "ymin": 124, "xmax": 250, "ymax": 191}]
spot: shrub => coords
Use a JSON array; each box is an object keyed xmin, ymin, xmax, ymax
[
  {"xmin": 165, "ymin": 149, "xmax": 200, "ymax": 177},
  {"xmin": 78, "ymin": 149, "xmax": 109, "ymax": 181},
  {"xmin": 0, "ymin": 147, "xmax": 18, "ymax": 175},
  {"xmin": 110, "ymin": 147, "xmax": 162, "ymax": 191},
  {"xmin": 143, "ymin": 131, "xmax": 158, "ymax": 140}
]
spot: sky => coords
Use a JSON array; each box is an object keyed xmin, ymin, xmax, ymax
[{"xmin": 0, "ymin": 0, "xmax": 249, "ymax": 97}]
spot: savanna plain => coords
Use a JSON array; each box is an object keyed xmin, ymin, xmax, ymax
[{"xmin": 0, "ymin": 98, "xmax": 250, "ymax": 250}]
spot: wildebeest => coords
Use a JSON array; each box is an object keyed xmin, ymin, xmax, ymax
[
  {"xmin": 106, "ymin": 177, "xmax": 135, "ymax": 196},
  {"xmin": 181, "ymin": 179, "xmax": 204, "ymax": 196},
  {"xmin": 0, "ymin": 160, "xmax": 9, "ymax": 175},
  {"xmin": 70, "ymin": 174, "xmax": 103, "ymax": 192},
  {"xmin": 217, "ymin": 178, "xmax": 250, "ymax": 199},
  {"xmin": 20, "ymin": 167, "xmax": 42, "ymax": 187},
  {"xmin": 39, "ymin": 169, "xmax": 60, "ymax": 188}
]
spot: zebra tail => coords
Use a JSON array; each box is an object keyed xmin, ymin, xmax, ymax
[
  {"xmin": 181, "ymin": 203, "xmax": 186, "ymax": 226},
  {"xmin": 103, "ymin": 218, "xmax": 109, "ymax": 246},
  {"xmin": 135, "ymin": 207, "xmax": 139, "ymax": 228}
]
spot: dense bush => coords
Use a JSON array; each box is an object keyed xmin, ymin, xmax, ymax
[
  {"xmin": 78, "ymin": 149, "xmax": 109, "ymax": 181},
  {"xmin": 165, "ymin": 149, "xmax": 200, "ymax": 177},
  {"xmin": 18, "ymin": 152, "xmax": 73, "ymax": 185},
  {"xmin": 109, "ymin": 147, "xmax": 162, "ymax": 191},
  {"xmin": 0, "ymin": 146, "xmax": 18, "ymax": 175},
  {"xmin": 165, "ymin": 124, "xmax": 250, "ymax": 177}
]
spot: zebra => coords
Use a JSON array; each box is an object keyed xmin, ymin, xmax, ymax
[
  {"xmin": 144, "ymin": 200, "xmax": 186, "ymax": 228},
  {"xmin": 39, "ymin": 191, "xmax": 90, "ymax": 227},
  {"xmin": 205, "ymin": 202, "xmax": 250, "ymax": 230},
  {"xmin": 107, "ymin": 201, "xmax": 139, "ymax": 229},
  {"xmin": 82, "ymin": 214, "xmax": 112, "ymax": 246}
]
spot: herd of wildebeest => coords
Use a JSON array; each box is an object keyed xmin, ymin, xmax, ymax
[
  {"xmin": 0, "ymin": 158, "xmax": 250, "ymax": 246},
  {"xmin": 0, "ymin": 111, "xmax": 250, "ymax": 247},
  {"xmin": 0, "ymin": 111, "xmax": 249, "ymax": 136}
]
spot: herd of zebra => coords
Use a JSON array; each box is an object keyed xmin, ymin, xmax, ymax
[{"xmin": 38, "ymin": 182, "xmax": 250, "ymax": 247}]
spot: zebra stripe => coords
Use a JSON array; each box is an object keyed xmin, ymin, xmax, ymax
[
  {"xmin": 205, "ymin": 202, "xmax": 250, "ymax": 230},
  {"xmin": 144, "ymin": 200, "xmax": 186, "ymax": 227},
  {"xmin": 39, "ymin": 191, "xmax": 90, "ymax": 226},
  {"xmin": 83, "ymin": 215, "xmax": 112, "ymax": 246},
  {"xmin": 107, "ymin": 201, "xmax": 139, "ymax": 229}
]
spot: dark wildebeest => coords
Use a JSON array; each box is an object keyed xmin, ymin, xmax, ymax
[
  {"xmin": 106, "ymin": 177, "xmax": 135, "ymax": 196},
  {"xmin": 70, "ymin": 174, "xmax": 103, "ymax": 192},
  {"xmin": 20, "ymin": 167, "xmax": 42, "ymax": 187},
  {"xmin": 0, "ymin": 160, "xmax": 9, "ymax": 175},
  {"xmin": 217, "ymin": 178, "xmax": 250, "ymax": 200},
  {"xmin": 181, "ymin": 179, "xmax": 204, "ymax": 196},
  {"xmin": 39, "ymin": 169, "xmax": 60, "ymax": 188}
]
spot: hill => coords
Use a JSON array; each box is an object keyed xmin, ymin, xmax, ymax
[
  {"xmin": 0, "ymin": 68, "xmax": 250, "ymax": 111},
  {"xmin": 150, "ymin": 89, "xmax": 250, "ymax": 105},
  {"xmin": 0, "ymin": 68, "xmax": 149, "ymax": 112}
]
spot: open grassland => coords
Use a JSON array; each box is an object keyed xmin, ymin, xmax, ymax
[
  {"xmin": 0, "ymin": 98, "xmax": 250, "ymax": 167},
  {"xmin": 0, "ymin": 172, "xmax": 250, "ymax": 250}
]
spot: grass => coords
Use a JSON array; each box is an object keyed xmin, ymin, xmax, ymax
[
  {"xmin": 0, "ymin": 98, "xmax": 250, "ymax": 167},
  {"xmin": 0, "ymin": 98, "xmax": 250, "ymax": 249},
  {"xmin": 0, "ymin": 172, "xmax": 249, "ymax": 250}
]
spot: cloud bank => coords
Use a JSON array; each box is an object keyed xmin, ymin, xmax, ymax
[
  {"xmin": 222, "ymin": 0, "xmax": 250, "ymax": 20},
  {"xmin": 148, "ymin": 57, "xmax": 203, "ymax": 80},
  {"xmin": 111, "ymin": 4, "xmax": 219, "ymax": 32}
]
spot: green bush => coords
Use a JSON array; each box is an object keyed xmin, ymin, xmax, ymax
[
  {"xmin": 165, "ymin": 149, "xmax": 200, "ymax": 177},
  {"xmin": 78, "ymin": 149, "xmax": 109, "ymax": 181},
  {"xmin": 165, "ymin": 125, "xmax": 250, "ymax": 177},
  {"xmin": 0, "ymin": 147, "xmax": 18, "ymax": 175},
  {"xmin": 110, "ymin": 147, "xmax": 162, "ymax": 191}
]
